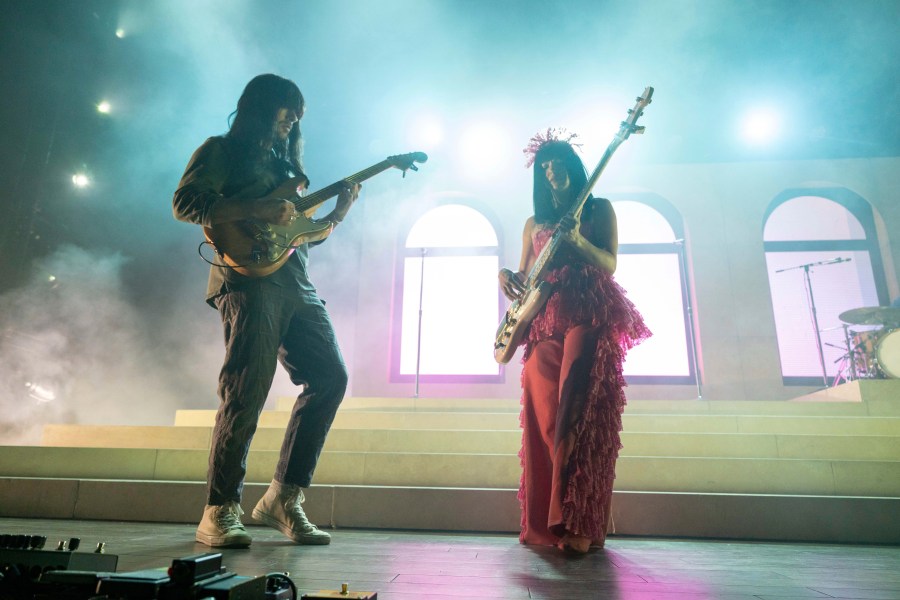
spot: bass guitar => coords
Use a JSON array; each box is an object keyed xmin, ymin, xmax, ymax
[
  {"xmin": 204, "ymin": 152, "xmax": 427, "ymax": 277},
  {"xmin": 493, "ymin": 87, "xmax": 653, "ymax": 364}
]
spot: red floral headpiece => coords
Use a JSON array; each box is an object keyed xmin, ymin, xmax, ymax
[{"xmin": 522, "ymin": 127, "xmax": 581, "ymax": 168}]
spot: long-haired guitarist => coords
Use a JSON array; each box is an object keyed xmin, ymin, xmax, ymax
[
  {"xmin": 498, "ymin": 132, "xmax": 650, "ymax": 553},
  {"xmin": 173, "ymin": 74, "xmax": 359, "ymax": 549}
]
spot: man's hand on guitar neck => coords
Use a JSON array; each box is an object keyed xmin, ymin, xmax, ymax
[{"xmin": 321, "ymin": 180, "xmax": 361, "ymax": 225}]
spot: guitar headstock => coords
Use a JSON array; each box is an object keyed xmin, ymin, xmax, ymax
[
  {"xmin": 618, "ymin": 86, "xmax": 654, "ymax": 140},
  {"xmin": 388, "ymin": 151, "xmax": 428, "ymax": 176}
]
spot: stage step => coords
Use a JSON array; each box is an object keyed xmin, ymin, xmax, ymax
[
  {"xmin": 329, "ymin": 383, "xmax": 900, "ymax": 416},
  {"xmin": 1, "ymin": 477, "xmax": 897, "ymax": 545},
  {"xmin": 1, "ymin": 444, "xmax": 898, "ymax": 496},
  {"xmin": 40, "ymin": 425, "xmax": 900, "ymax": 461},
  {"xmin": 173, "ymin": 408, "xmax": 900, "ymax": 435}
]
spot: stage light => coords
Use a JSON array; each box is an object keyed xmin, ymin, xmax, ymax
[
  {"xmin": 25, "ymin": 382, "xmax": 56, "ymax": 403},
  {"xmin": 458, "ymin": 122, "xmax": 513, "ymax": 179},
  {"xmin": 741, "ymin": 108, "xmax": 781, "ymax": 144},
  {"xmin": 407, "ymin": 114, "xmax": 444, "ymax": 149},
  {"xmin": 72, "ymin": 173, "xmax": 90, "ymax": 188},
  {"xmin": 115, "ymin": 28, "xmax": 125, "ymax": 38},
  {"xmin": 97, "ymin": 100, "xmax": 111, "ymax": 114}
]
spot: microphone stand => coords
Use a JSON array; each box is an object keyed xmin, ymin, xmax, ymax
[
  {"xmin": 413, "ymin": 247, "xmax": 426, "ymax": 398},
  {"xmin": 775, "ymin": 257, "xmax": 850, "ymax": 388}
]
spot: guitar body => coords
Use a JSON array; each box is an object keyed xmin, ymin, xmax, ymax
[
  {"xmin": 493, "ymin": 281, "xmax": 554, "ymax": 364},
  {"xmin": 203, "ymin": 215, "xmax": 333, "ymax": 278}
]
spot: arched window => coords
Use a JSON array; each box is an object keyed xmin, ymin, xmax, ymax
[
  {"xmin": 391, "ymin": 202, "xmax": 502, "ymax": 382},
  {"xmin": 610, "ymin": 194, "xmax": 697, "ymax": 384},
  {"xmin": 763, "ymin": 190, "xmax": 888, "ymax": 385}
]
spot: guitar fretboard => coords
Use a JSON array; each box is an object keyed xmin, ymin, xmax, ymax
[{"xmin": 292, "ymin": 160, "xmax": 394, "ymax": 213}]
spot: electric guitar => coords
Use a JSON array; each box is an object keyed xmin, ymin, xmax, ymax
[
  {"xmin": 493, "ymin": 87, "xmax": 653, "ymax": 364},
  {"xmin": 204, "ymin": 152, "xmax": 427, "ymax": 278}
]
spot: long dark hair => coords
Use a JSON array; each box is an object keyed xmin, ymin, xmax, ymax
[
  {"xmin": 532, "ymin": 141, "xmax": 588, "ymax": 224},
  {"xmin": 227, "ymin": 74, "xmax": 305, "ymax": 175}
]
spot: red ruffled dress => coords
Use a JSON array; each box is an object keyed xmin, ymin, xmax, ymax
[{"xmin": 517, "ymin": 223, "xmax": 651, "ymax": 547}]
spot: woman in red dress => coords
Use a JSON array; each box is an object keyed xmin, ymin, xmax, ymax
[{"xmin": 499, "ymin": 133, "xmax": 650, "ymax": 553}]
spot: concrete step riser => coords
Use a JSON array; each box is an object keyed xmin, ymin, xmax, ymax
[
  {"xmin": 1, "ymin": 478, "xmax": 897, "ymax": 545},
  {"xmin": 2, "ymin": 446, "xmax": 898, "ymax": 496},
  {"xmin": 172, "ymin": 410, "xmax": 900, "ymax": 435},
  {"xmin": 40, "ymin": 426, "xmax": 900, "ymax": 461}
]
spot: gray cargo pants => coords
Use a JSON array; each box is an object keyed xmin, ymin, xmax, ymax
[{"xmin": 208, "ymin": 280, "xmax": 347, "ymax": 505}]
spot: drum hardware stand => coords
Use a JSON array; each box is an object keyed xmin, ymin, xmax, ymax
[
  {"xmin": 675, "ymin": 239, "xmax": 702, "ymax": 398},
  {"xmin": 826, "ymin": 339, "xmax": 853, "ymax": 386},
  {"xmin": 841, "ymin": 323, "xmax": 858, "ymax": 381},
  {"xmin": 775, "ymin": 257, "xmax": 850, "ymax": 388}
]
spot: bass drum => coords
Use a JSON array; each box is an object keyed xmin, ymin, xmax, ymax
[{"xmin": 876, "ymin": 329, "xmax": 900, "ymax": 378}]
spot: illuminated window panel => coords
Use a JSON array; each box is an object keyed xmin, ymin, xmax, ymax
[
  {"xmin": 393, "ymin": 203, "xmax": 501, "ymax": 382},
  {"xmin": 612, "ymin": 199, "xmax": 695, "ymax": 384},
  {"xmin": 406, "ymin": 204, "xmax": 498, "ymax": 248},
  {"xmin": 614, "ymin": 200, "xmax": 677, "ymax": 244},
  {"xmin": 765, "ymin": 196, "xmax": 866, "ymax": 241},
  {"xmin": 399, "ymin": 255, "xmax": 500, "ymax": 376},
  {"xmin": 615, "ymin": 254, "xmax": 690, "ymax": 376}
]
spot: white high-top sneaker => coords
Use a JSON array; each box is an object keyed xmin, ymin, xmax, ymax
[
  {"xmin": 252, "ymin": 480, "xmax": 331, "ymax": 545},
  {"xmin": 195, "ymin": 501, "xmax": 252, "ymax": 548}
]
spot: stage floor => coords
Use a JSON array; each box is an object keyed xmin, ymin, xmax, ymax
[{"xmin": 1, "ymin": 518, "xmax": 898, "ymax": 599}]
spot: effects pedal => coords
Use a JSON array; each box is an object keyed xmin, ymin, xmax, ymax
[{"xmin": 0, "ymin": 533, "xmax": 118, "ymax": 582}]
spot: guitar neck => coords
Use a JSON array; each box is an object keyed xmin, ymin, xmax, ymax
[
  {"xmin": 292, "ymin": 159, "xmax": 395, "ymax": 213},
  {"xmin": 526, "ymin": 135, "xmax": 626, "ymax": 286}
]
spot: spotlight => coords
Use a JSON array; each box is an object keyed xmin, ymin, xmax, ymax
[
  {"xmin": 97, "ymin": 101, "xmax": 111, "ymax": 114},
  {"xmin": 72, "ymin": 173, "xmax": 90, "ymax": 188},
  {"xmin": 740, "ymin": 108, "xmax": 780, "ymax": 144},
  {"xmin": 115, "ymin": 28, "xmax": 125, "ymax": 38},
  {"xmin": 407, "ymin": 114, "xmax": 444, "ymax": 149},
  {"xmin": 458, "ymin": 122, "xmax": 512, "ymax": 179},
  {"xmin": 25, "ymin": 382, "xmax": 56, "ymax": 403}
]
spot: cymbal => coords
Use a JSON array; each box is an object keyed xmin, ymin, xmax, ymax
[{"xmin": 839, "ymin": 306, "xmax": 900, "ymax": 326}]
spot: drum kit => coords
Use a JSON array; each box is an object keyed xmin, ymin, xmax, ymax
[{"xmin": 835, "ymin": 306, "xmax": 900, "ymax": 381}]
